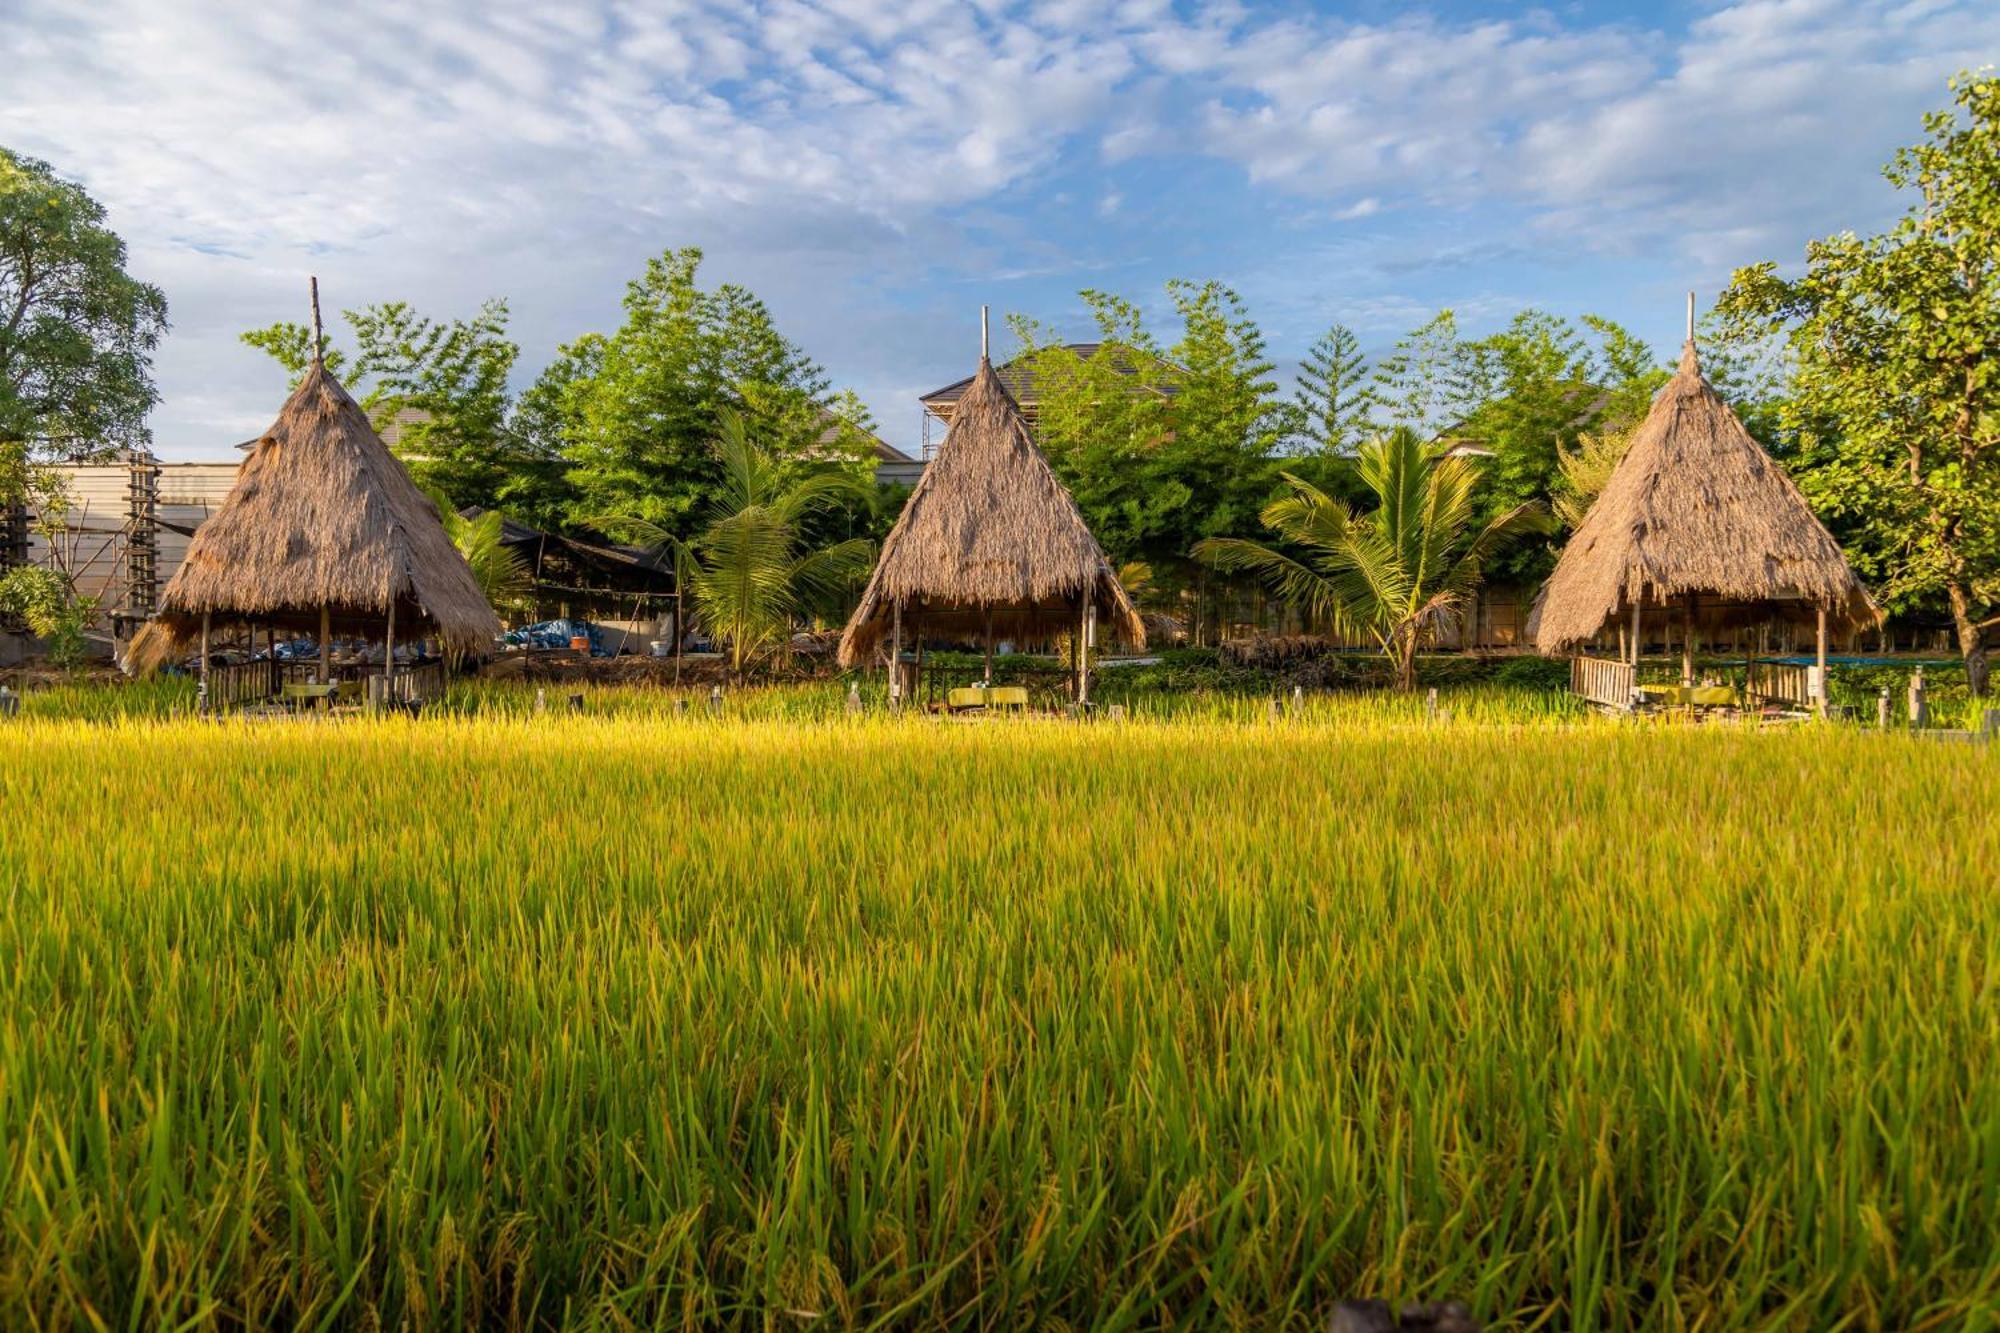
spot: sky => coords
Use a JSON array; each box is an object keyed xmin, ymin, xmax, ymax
[{"xmin": 4, "ymin": 0, "xmax": 1996, "ymax": 460}]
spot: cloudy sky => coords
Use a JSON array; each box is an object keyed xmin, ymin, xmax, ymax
[{"xmin": 5, "ymin": 0, "xmax": 1995, "ymax": 459}]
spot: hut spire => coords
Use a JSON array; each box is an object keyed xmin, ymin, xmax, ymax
[
  {"xmin": 836, "ymin": 345, "xmax": 1143, "ymax": 668},
  {"xmin": 1526, "ymin": 304, "xmax": 1875, "ymax": 657},
  {"xmin": 309, "ymin": 275, "xmax": 325, "ymax": 366},
  {"xmin": 980, "ymin": 304, "xmax": 990, "ymax": 364}
]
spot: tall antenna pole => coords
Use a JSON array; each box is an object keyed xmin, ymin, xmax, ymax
[
  {"xmin": 980, "ymin": 304, "xmax": 989, "ymax": 361},
  {"xmin": 1686, "ymin": 290, "xmax": 1695, "ymax": 343},
  {"xmin": 310, "ymin": 275, "xmax": 325, "ymax": 364}
]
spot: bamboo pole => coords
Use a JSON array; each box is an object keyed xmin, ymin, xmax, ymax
[{"xmin": 198, "ymin": 612, "xmax": 210, "ymax": 714}]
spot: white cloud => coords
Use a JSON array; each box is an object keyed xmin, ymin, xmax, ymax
[{"xmin": 1, "ymin": 0, "xmax": 1994, "ymax": 457}]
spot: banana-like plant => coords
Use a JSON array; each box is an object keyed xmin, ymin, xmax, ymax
[
  {"xmin": 608, "ymin": 410, "xmax": 874, "ymax": 676},
  {"xmin": 422, "ymin": 487, "xmax": 533, "ymax": 616},
  {"xmin": 1195, "ymin": 427, "xmax": 1551, "ymax": 690}
]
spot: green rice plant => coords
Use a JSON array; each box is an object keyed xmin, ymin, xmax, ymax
[{"xmin": 0, "ymin": 707, "xmax": 1995, "ymax": 1328}]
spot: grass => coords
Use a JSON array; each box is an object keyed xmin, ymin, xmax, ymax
[{"xmin": 2, "ymin": 697, "xmax": 1997, "ymax": 1329}]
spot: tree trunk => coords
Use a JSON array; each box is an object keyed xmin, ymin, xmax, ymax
[{"xmin": 1947, "ymin": 580, "xmax": 1990, "ymax": 697}]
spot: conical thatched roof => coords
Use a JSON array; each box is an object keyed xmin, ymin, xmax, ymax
[
  {"xmin": 1530, "ymin": 341, "xmax": 1875, "ymax": 654},
  {"xmin": 838, "ymin": 357, "xmax": 1143, "ymax": 666},
  {"xmin": 127, "ymin": 361, "xmax": 501, "ymax": 670}
]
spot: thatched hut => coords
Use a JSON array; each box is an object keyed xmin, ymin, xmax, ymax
[
  {"xmin": 127, "ymin": 358, "xmax": 501, "ymax": 693},
  {"xmin": 837, "ymin": 340, "xmax": 1143, "ymax": 704},
  {"xmin": 1529, "ymin": 333, "xmax": 1875, "ymax": 710}
]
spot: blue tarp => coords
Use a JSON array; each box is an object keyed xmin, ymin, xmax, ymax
[{"xmin": 502, "ymin": 619, "xmax": 612, "ymax": 656}]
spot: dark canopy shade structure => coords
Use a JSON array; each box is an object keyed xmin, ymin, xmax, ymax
[
  {"xmin": 837, "ymin": 345, "xmax": 1142, "ymax": 700},
  {"xmin": 1528, "ymin": 335, "xmax": 1876, "ymax": 704},
  {"xmin": 127, "ymin": 359, "xmax": 501, "ymax": 677}
]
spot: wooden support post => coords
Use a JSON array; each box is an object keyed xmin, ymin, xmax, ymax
[
  {"xmin": 1877, "ymin": 687, "xmax": 1890, "ymax": 729},
  {"xmin": 983, "ymin": 606, "xmax": 994, "ymax": 685},
  {"xmin": 383, "ymin": 596, "xmax": 397, "ymax": 708},
  {"xmin": 888, "ymin": 599, "xmax": 902, "ymax": 712},
  {"xmin": 319, "ymin": 605, "xmax": 332, "ymax": 685},
  {"xmin": 1681, "ymin": 594, "xmax": 1696, "ymax": 687},
  {"xmin": 1629, "ymin": 598, "xmax": 1642, "ymax": 668},
  {"xmin": 1908, "ymin": 665, "xmax": 1927, "ymax": 729},
  {"xmin": 1814, "ymin": 605, "xmax": 1829, "ymax": 719},
  {"xmin": 1079, "ymin": 594, "xmax": 1095, "ymax": 707},
  {"xmin": 198, "ymin": 612, "xmax": 210, "ymax": 714}
]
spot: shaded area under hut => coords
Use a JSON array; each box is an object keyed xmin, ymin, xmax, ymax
[
  {"xmin": 127, "ymin": 351, "xmax": 501, "ymax": 711},
  {"xmin": 838, "ymin": 330, "xmax": 1143, "ymax": 711},
  {"xmin": 1529, "ymin": 330, "xmax": 1876, "ymax": 715}
]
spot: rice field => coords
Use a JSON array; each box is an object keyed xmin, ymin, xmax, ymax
[{"xmin": 2, "ymin": 699, "xmax": 1997, "ymax": 1329}]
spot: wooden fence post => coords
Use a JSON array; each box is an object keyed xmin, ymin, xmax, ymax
[
  {"xmin": 1907, "ymin": 666, "xmax": 1927, "ymax": 729},
  {"xmin": 1877, "ymin": 687, "xmax": 1891, "ymax": 729}
]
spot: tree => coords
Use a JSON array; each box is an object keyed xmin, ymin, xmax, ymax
[
  {"xmin": 419, "ymin": 484, "xmax": 531, "ymax": 618},
  {"xmin": 542, "ymin": 248, "xmax": 861, "ymax": 539},
  {"xmin": 1289, "ymin": 323, "xmax": 1370, "ymax": 455},
  {"xmin": 1006, "ymin": 297, "xmax": 1175, "ymax": 567},
  {"xmin": 1365, "ymin": 311, "xmax": 1485, "ymax": 436},
  {"xmin": 1719, "ymin": 72, "xmax": 2000, "ymax": 695},
  {"xmin": 1551, "ymin": 427, "xmax": 1632, "ymax": 530},
  {"xmin": 242, "ymin": 299, "xmax": 524, "ymax": 513},
  {"xmin": 1194, "ymin": 428, "xmax": 1551, "ymax": 690},
  {"xmin": 1008, "ymin": 282, "xmax": 1283, "ymax": 583},
  {"xmin": 1, "ymin": 148, "xmax": 167, "ymax": 457},
  {"xmin": 605, "ymin": 411, "xmax": 874, "ymax": 676},
  {"xmin": 0, "ymin": 454, "xmax": 95, "ymax": 667}
]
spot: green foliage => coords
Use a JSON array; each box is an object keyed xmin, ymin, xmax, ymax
[
  {"xmin": 1719, "ymin": 72, "xmax": 2000, "ymax": 695},
  {"xmin": 1288, "ymin": 323, "xmax": 1370, "ymax": 455},
  {"xmin": 1006, "ymin": 297, "xmax": 1175, "ymax": 568},
  {"xmin": 0, "ymin": 147, "xmax": 167, "ymax": 457},
  {"xmin": 1196, "ymin": 428, "xmax": 1552, "ymax": 689},
  {"xmin": 605, "ymin": 410, "xmax": 874, "ymax": 674},
  {"xmin": 1007, "ymin": 282, "xmax": 1279, "ymax": 584},
  {"xmin": 1551, "ymin": 426, "xmax": 1631, "ymax": 529},
  {"xmin": 420, "ymin": 484, "xmax": 531, "ymax": 616},
  {"xmin": 0, "ymin": 564, "xmax": 96, "ymax": 668},
  {"xmin": 241, "ymin": 299, "xmax": 527, "ymax": 514},
  {"xmin": 537, "ymin": 247, "xmax": 860, "ymax": 540},
  {"xmin": 1365, "ymin": 310, "xmax": 1484, "ymax": 435},
  {"xmin": 1456, "ymin": 311, "xmax": 1668, "ymax": 522}
]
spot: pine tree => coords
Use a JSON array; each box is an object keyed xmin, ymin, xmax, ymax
[{"xmin": 1290, "ymin": 323, "xmax": 1368, "ymax": 455}]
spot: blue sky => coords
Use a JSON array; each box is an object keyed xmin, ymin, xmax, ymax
[{"xmin": 5, "ymin": 0, "xmax": 1996, "ymax": 459}]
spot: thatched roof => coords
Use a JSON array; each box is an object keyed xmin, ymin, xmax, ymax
[
  {"xmin": 128, "ymin": 361, "xmax": 501, "ymax": 669},
  {"xmin": 1530, "ymin": 341, "xmax": 1875, "ymax": 654},
  {"xmin": 838, "ymin": 356, "xmax": 1143, "ymax": 665}
]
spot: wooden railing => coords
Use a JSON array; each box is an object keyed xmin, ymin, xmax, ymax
[
  {"xmin": 1747, "ymin": 662, "xmax": 1817, "ymax": 709},
  {"xmin": 1570, "ymin": 655, "xmax": 1636, "ymax": 711},
  {"xmin": 201, "ymin": 656, "xmax": 451, "ymax": 712}
]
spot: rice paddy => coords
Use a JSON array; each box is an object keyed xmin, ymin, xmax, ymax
[{"xmin": 3, "ymin": 699, "xmax": 1997, "ymax": 1329}]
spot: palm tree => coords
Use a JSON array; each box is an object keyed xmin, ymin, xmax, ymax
[
  {"xmin": 422, "ymin": 487, "xmax": 533, "ymax": 616},
  {"xmin": 612, "ymin": 410, "xmax": 875, "ymax": 676},
  {"xmin": 1194, "ymin": 427, "xmax": 1551, "ymax": 690}
]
